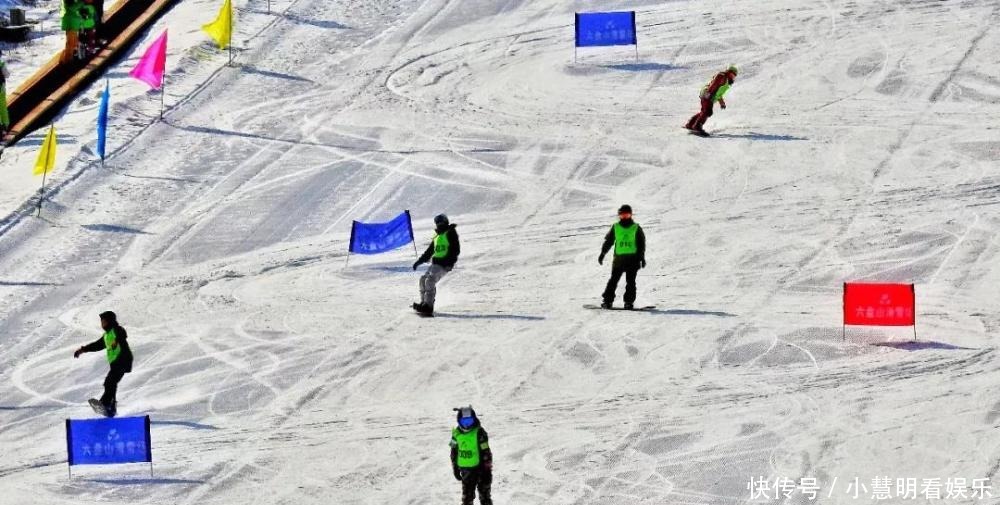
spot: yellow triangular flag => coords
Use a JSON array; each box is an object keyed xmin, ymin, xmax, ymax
[
  {"xmin": 33, "ymin": 126, "xmax": 56, "ymax": 176},
  {"xmin": 202, "ymin": 0, "xmax": 232, "ymax": 50}
]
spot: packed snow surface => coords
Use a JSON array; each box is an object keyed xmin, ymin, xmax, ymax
[{"xmin": 2, "ymin": 0, "xmax": 1000, "ymax": 504}]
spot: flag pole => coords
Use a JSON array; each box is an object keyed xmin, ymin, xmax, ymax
[
  {"xmin": 37, "ymin": 126, "xmax": 53, "ymax": 217},
  {"xmin": 159, "ymin": 81, "xmax": 165, "ymax": 119},
  {"xmin": 228, "ymin": 4, "xmax": 233, "ymax": 67},
  {"xmin": 407, "ymin": 211, "xmax": 419, "ymax": 259},
  {"xmin": 37, "ymin": 169, "xmax": 47, "ymax": 217}
]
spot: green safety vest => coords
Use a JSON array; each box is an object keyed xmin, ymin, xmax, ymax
[
  {"xmin": 701, "ymin": 73, "xmax": 732, "ymax": 103},
  {"xmin": 712, "ymin": 83, "xmax": 731, "ymax": 102},
  {"xmin": 613, "ymin": 222, "xmax": 639, "ymax": 255},
  {"xmin": 104, "ymin": 328, "xmax": 121, "ymax": 364},
  {"xmin": 452, "ymin": 427, "xmax": 485, "ymax": 468},
  {"xmin": 432, "ymin": 232, "xmax": 450, "ymax": 259}
]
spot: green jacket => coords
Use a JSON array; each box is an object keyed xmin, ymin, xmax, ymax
[{"xmin": 61, "ymin": 0, "xmax": 85, "ymax": 31}]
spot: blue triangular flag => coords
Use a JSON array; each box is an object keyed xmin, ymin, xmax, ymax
[{"xmin": 96, "ymin": 81, "xmax": 110, "ymax": 161}]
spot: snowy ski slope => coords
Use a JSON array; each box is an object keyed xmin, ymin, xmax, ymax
[{"xmin": 2, "ymin": 0, "xmax": 1000, "ymax": 504}]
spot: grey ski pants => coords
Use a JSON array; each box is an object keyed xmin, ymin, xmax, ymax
[{"xmin": 420, "ymin": 264, "xmax": 449, "ymax": 307}]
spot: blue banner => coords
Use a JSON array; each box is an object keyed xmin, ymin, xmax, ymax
[
  {"xmin": 66, "ymin": 416, "xmax": 152, "ymax": 466},
  {"xmin": 96, "ymin": 81, "xmax": 109, "ymax": 161},
  {"xmin": 349, "ymin": 210, "xmax": 415, "ymax": 255},
  {"xmin": 575, "ymin": 11, "xmax": 637, "ymax": 47}
]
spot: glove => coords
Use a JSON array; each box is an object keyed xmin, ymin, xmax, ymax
[
  {"xmin": 459, "ymin": 469, "xmax": 470, "ymax": 481},
  {"xmin": 598, "ymin": 254, "xmax": 605, "ymax": 265},
  {"xmin": 73, "ymin": 348, "xmax": 82, "ymax": 358},
  {"xmin": 484, "ymin": 461, "xmax": 493, "ymax": 472},
  {"xmin": 719, "ymin": 100, "xmax": 727, "ymax": 110},
  {"xmin": 640, "ymin": 259, "xmax": 646, "ymax": 269},
  {"xmin": 412, "ymin": 261, "xmax": 420, "ymax": 271},
  {"xmin": 453, "ymin": 467, "xmax": 462, "ymax": 481}
]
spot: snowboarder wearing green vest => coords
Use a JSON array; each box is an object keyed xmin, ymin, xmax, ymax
[
  {"xmin": 73, "ymin": 311, "xmax": 133, "ymax": 417},
  {"xmin": 412, "ymin": 214, "xmax": 460, "ymax": 316},
  {"xmin": 598, "ymin": 204, "xmax": 646, "ymax": 309},
  {"xmin": 685, "ymin": 65, "xmax": 738, "ymax": 135},
  {"xmin": 450, "ymin": 406, "xmax": 493, "ymax": 505}
]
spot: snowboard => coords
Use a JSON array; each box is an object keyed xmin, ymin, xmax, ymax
[
  {"xmin": 583, "ymin": 304, "xmax": 656, "ymax": 311},
  {"xmin": 686, "ymin": 128, "xmax": 710, "ymax": 137},
  {"xmin": 88, "ymin": 398, "xmax": 113, "ymax": 417}
]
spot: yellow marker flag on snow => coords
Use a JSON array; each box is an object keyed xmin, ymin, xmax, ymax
[
  {"xmin": 33, "ymin": 126, "xmax": 57, "ymax": 176},
  {"xmin": 202, "ymin": 0, "xmax": 233, "ymax": 49}
]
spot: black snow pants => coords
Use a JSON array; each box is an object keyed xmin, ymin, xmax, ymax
[
  {"xmin": 602, "ymin": 256, "xmax": 641, "ymax": 305},
  {"xmin": 99, "ymin": 361, "xmax": 129, "ymax": 409},
  {"xmin": 461, "ymin": 467, "xmax": 492, "ymax": 505}
]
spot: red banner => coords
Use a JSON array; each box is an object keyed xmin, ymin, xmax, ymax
[{"xmin": 843, "ymin": 283, "xmax": 915, "ymax": 326}]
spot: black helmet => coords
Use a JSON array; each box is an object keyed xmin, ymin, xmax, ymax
[
  {"xmin": 434, "ymin": 214, "xmax": 449, "ymax": 226},
  {"xmin": 455, "ymin": 405, "xmax": 477, "ymax": 431},
  {"xmin": 617, "ymin": 204, "xmax": 633, "ymax": 214},
  {"xmin": 99, "ymin": 311, "xmax": 117, "ymax": 323}
]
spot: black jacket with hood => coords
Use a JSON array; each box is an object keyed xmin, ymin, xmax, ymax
[
  {"xmin": 417, "ymin": 224, "xmax": 460, "ymax": 270},
  {"xmin": 80, "ymin": 324, "xmax": 133, "ymax": 373}
]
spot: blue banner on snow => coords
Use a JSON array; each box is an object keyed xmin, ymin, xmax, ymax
[
  {"xmin": 66, "ymin": 415, "xmax": 152, "ymax": 466},
  {"xmin": 575, "ymin": 11, "xmax": 637, "ymax": 48},
  {"xmin": 349, "ymin": 210, "xmax": 415, "ymax": 255}
]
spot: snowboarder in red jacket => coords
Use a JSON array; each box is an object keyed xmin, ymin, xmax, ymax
[{"xmin": 685, "ymin": 65, "xmax": 738, "ymax": 135}]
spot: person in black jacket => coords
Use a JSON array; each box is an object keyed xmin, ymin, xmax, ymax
[
  {"xmin": 412, "ymin": 214, "xmax": 460, "ymax": 315},
  {"xmin": 73, "ymin": 311, "xmax": 132, "ymax": 416},
  {"xmin": 598, "ymin": 204, "xmax": 646, "ymax": 309},
  {"xmin": 450, "ymin": 406, "xmax": 493, "ymax": 505}
]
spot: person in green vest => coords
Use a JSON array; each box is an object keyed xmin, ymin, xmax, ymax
[
  {"xmin": 412, "ymin": 214, "xmax": 460, "ymax": 316},
  {"xmin": 450, "ymin": 406, "xmax": 493, "ymax": 505},
  {"xmin": 73, "ymin": 311, "xmax": 133, "ymax": 417},
  {"xmin": 685, "ymin": 65, "xmax": 738, "ymax": 135},
  {"xmin": 60, "ymin": 0, "xmax": 86, "ymax": 64},
  {"xmin": 78, "ymin": 0, "xmax": 97, "ymax": 56},
  {"xmin": 0, "ymin": 54, "xmax": 9, "ymax": 136},
  {"xmin": 598, "ymin": 204, "xmax": 646, "ymax": 309}
]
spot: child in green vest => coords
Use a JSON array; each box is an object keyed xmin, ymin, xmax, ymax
[
  {"xmin": 598, "ymin": 204, "xmax": 646, "ymax": 309},
  {"xmin": 78, "ymin": 0, "xmax": 97, "ymax": 56},
  {"xmin": 450, "ymin": 406, "xmax": 493, "ymax": 505},
  {"xmin": 60, "ymin": 0, "xmax": 85, "ymax": 64},
  {"xmin": 685, "ymin": 65, "xmax": 738, "ymax": 135},
  {"xmin": 73, "ymin": 311, "xmax": 133, "ymax": 417}
]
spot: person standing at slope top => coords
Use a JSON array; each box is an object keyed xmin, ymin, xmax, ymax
[
  {"xmin": 598, "ymin": 204, "xmax": 646, "ymax": 310},
  {"xmin": 412, "ymin": 214, "xmax": 460, "ymax": 316},
  {"xmin": 73, "ymin": 311, "xmax": 133, "ymax": 417},
  {"xmin": 685, "ymin": 65, "xmax": 738, "ymax": 135},
  {"xmin": 451, "ymin": 406, "xmax": 493, "ymax": 505}
]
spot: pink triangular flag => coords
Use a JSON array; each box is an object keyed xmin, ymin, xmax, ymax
[{"xmin": 129, "ymin": 30, "xmax": 168, "ymax": 90}]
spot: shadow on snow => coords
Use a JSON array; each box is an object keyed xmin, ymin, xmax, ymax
[
  {"xmin": 151, "ymin": 420, "xmax": 220, "ymax": 430},
  {"xmin": 872, "ymin": 340, "xmax": 976, "ymax": 351},
  {"xmin": 434, "ymin": 312, "xmax": 546, "ymax": 321},
  {"xmin": 711, "ymin": 132, "xmax": 808, "ymax": 141},
  {"xmin": 602, "ymin": 62, "xmax": 687, "ymax": 72}
]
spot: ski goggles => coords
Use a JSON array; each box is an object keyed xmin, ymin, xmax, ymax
[{"xmin": 458, "ymin": 416, "xmax": 475, "ymax": 429}]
